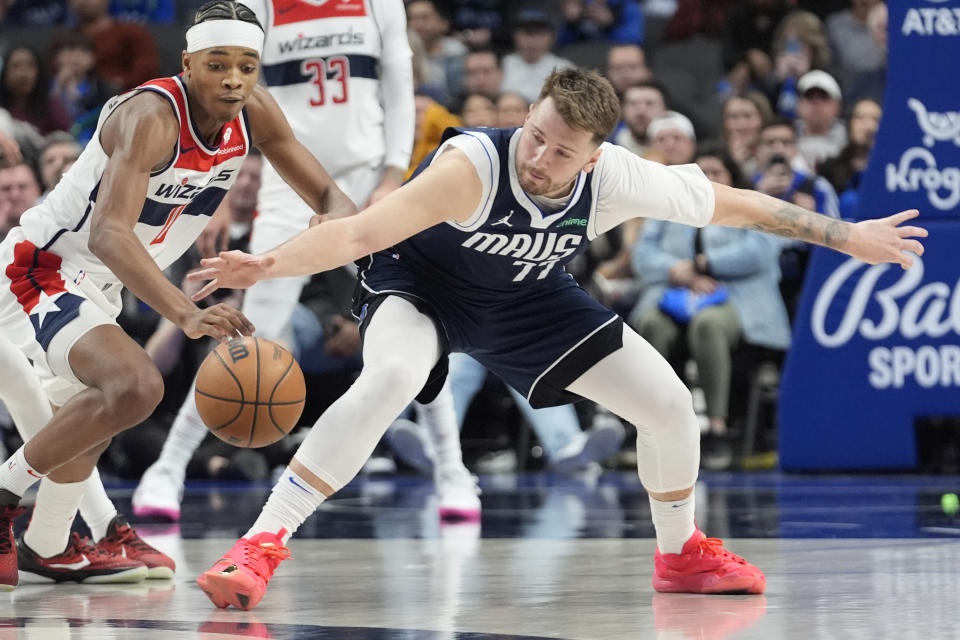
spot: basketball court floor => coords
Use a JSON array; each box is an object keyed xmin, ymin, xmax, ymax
[{"xmin": 3, "ymin": 470, "xmax": 959, "ymax": 639}]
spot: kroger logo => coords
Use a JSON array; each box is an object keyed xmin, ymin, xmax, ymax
[{"xmin": 885, "ymin": 98, "xmax": 960, "ymax": 211}]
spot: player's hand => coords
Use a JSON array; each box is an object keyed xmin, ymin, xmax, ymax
[
  {"xmin": 187, "ymin": 250, "xmax": 275, "ymax": 300},
  {"xmin": 180, "ymin": 303, "xmax": 255, "ymax": 341},
  {"xmin": 845, "ymin": 209, "xmax": 927, "ymax": 269}
]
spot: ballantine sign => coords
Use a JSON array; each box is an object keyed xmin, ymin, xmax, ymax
[{"xmin": 780, "ymin": 0, "xmax": 960, "ymax": 471}]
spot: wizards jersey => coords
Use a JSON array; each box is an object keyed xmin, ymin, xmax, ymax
[{"xmin": 17, "ymin": 75, "xmax": 250, "ymax": 287}]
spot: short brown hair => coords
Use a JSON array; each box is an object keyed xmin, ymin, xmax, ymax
[{"xmin": 536, "ymin": 68, "xmax": 621, "ymax": 145}]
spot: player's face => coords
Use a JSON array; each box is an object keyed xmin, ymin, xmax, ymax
[
  {"xmin": 516, "ymin": 97, "xmax": 601, "ymax": 198},
  {"xmin": 183, "ymin": 47, "xmax": 260, "ymax": 124}
]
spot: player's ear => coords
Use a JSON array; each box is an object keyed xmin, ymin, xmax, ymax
[
  {"xmin": 582, "ymin": 145, "xmax": 604, "ymax": 174},
  {"xmin": 181, "ymin": 50, "xmax": 192, "ymax": 77}
]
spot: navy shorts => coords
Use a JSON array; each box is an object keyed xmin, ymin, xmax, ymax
[{"xmin": 353, "ymin": 253, "xmax": 623, "ymax": 408}]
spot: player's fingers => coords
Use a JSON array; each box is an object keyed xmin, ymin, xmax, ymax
[
  {"xmin": 187, "ymin": 267, "xmax": 220, "ymax": 281},
  {"xmin": 214, "ymin": 304, "xmax": 256, "ymax": 335},
  {"xmin": 197, "ymin": 257, "xmax": 223, "ymax": 269},
  {"xmin": 890, "ymin": 209, "xmax": 920, "ymax": 224},
  {"xmin": 902, "ymin": 239, "xmax": 925, "ymax": 256},
  {"xmin": 900, "ymin": 252, "xmax": 915, "ymax": 270},
  {"xmin": 897, "ymin": 225, "xmax": 928, "ymax": 238},
  {"xmin": 191, "ymin": 279, "xmax": 220, "ymax": 301}
]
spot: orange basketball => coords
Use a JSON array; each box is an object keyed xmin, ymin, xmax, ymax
[{"xmin": 194, "ymin": 337, "xmax": 306, "ymax": 448}]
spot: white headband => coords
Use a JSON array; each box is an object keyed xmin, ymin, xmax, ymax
[
  {"xmin": 186, "ymin": 20, "xmax": 264, "ymax": 55},
  {"xmin": 648, "ymin": 111, "xmax": 696, "ymax": 142}
]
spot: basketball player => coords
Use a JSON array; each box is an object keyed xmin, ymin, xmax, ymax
[
  {"xmin": 190, "ymin": 67, "xmax": 927, "ymax": 610},
  {"xmin": 134, "ymin": 0, "xmax": 479, "ymax": 524},
  {"xmin": 0, "ymin": 1, "xmax": 355, "ymax": 589}
]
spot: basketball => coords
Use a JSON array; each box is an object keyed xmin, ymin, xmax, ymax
[{"xmin": 194, "ymin": 337, "xmax": 306, "ymax": 448}]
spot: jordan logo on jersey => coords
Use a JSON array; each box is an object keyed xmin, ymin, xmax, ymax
[
  {"xmin": 461, "ymin": 231, "xmax": 583, "ymax": 282},
  {"xmin": 492, "ymin": 211, "xmax": 514, "ymax": 227}
]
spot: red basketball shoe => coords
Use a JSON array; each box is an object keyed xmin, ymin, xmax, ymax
[
  {"xmin": 653, "ymin": 530, "xmax": 766, "ymax": 594},
  {"xmin": 197, "ymin": 530, "xmax": 290, "ymax": 610},
  {"xmin": 96, "ymin": 515, "xmax": 176, "ymax": 579},
  {"xmin": 0, "ymin": 505, "xmax": 26, "ymax": 591},
  {"xmin": 18, "ymin": 532, "xmax": 147, "ymax": 583}
]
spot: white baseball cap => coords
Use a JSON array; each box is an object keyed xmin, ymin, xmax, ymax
[
  {"xmin": 647, "ymin": 110, "xmax": 696, "ymax": 141},
  {"xmin": 797, "ymin": 70, "xmax": 842, "ymax": 101}
]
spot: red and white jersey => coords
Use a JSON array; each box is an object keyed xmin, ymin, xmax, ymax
[
  {"xmin": 241, "ymin": 0, "xmax": 411, "ymax": 193},
  {"xmin": 17, "ymin": 75, "xmax": 250, "ymax": 288}
]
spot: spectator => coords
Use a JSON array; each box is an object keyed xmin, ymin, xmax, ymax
[
  {"xmin": 613, "ymin": 81, "xmax": 667, "ymax": 157},
  {"xmin": 460, "ymin": 93, "xmax": 498, "ymax": 128},
  {"xmin": 496, "ymin": 91, "xmax": 529, "ymax": 128},
  {"xmin": 605, "ymin": 44, "xmax": 651, "ymax": 98},
  {"xmin": 460, "ymin": 47, "xmax": 502, "ymax": 101},
  {"xmin": 721, "ymin": 91, "xmax": 772, "ymax": 177},
  {"xmin": 826, "ymin": 0, "xmax": 886, "ymax": 104},
  {"xmin": 630, "ymin": 142, "xmax": 790, "ymax": 470},
  {"xmin": 866, "ymin": 2, "xmax": 887, "ymax": 54},
  {"xmin": 0, "ymin": 161, "xmax": 42, "ymax": 240},
  {"xmin": 557, "ymin": 0, "xmax": 645, "ymax": 47},
  {"xmin": 3, "ymin": 0, "xmax": 68, "ymax": 26},
  {"xmin": 647, "ymin": 110, "xmax": 696, "ymax": 166},
  {"xmin": 49, "ymin": 32, "xmax": 118, "ymax": 144},
  {"xmin": 501, "ymin": 8, "xmax": 574, "ymax": 104},
  {"xmin": 795, "ymin": 69, "xmax": 846, "ymax": 170},
  {"xmin": 64, "ymin": 0, "xmax": 159, "ymax": 90},
  {"xmin": 752, "ymin": 117, "xmax": 839, "ymax": 318},
  {"xmin": 763, "ymin": 10, "xmax": 830, "ymax": 119},
  {"xmin": 406, "ymin": 0, "xmax": 467, "ymax": 100},
  {"xmin": 37, "ymin": 131, "xmax": 80, "ymax": 198},
  {"xmin": 0, "ymin": 46, "xmax": 72, "ymax": 136},
  {"xmin": 819, "ymin": 97, "xmax": 881, "ymax": 218}
]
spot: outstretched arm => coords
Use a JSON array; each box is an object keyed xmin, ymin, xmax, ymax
[
  {"xmin": 710, "ymin": 183, "xmax": 927, "ymax": 269},
  {"xmin": 188, "ymin": 148, "xmax": 483, "ymax": 299}
]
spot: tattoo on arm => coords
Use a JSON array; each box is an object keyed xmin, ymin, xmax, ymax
[{"xmin": 746, "ymin": 201, "xmax": 851, "ymax": 249}]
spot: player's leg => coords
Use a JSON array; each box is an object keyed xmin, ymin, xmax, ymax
[
  {"xmin": 0, "ymin": 336, "xmax": 174, "ymax": 581},
  {"xmin": 565, "ymin": 324, "xmax": 764, "ymax": 594},
  {"xmin": 198, "ymin": 295, "xmax": 444, "ymax": 610}
]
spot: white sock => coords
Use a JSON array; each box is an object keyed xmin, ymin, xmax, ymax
[
  {"xmin": 245, "ymin": 467, "xmax": 325, "ymax": 544},
  {"xmin": 24, "ymin": 478, "xmax": 85, "ymax": 557},
  {"xmin": 154, "ymin": 383, "xmax": 207, "ymax": 479},
  {"xmin": 0, "ymin": 445, "xmax": 46, "ymax": 499},
  {"xmin": 416, "ymin": 384, "xmax": 464, "ymax": 470},
  {"xmin": 78, "ymin": 469, "xmax": 118, "ymax": 542},
  {"xmin": 649, "ymin": 493, "xmax": 697, "ymax": 554}
]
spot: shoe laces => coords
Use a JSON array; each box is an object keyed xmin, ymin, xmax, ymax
[
  {"xmin": 106, "ymin": 521, "xmax": 156, "ymax": 553},
  {"xmin": 237, "ymin": 538, "xmax": 291, "ymax": 581},
  {"xmin": 698, "ymin": 537, "xmax": 746, "ymax": 564},
  {"xmin": 0, "ymin": 506, "xmax": 25, "ymax": 553},
  {"xmin": 67, "ymin": 532, "xmax": 115, "ymax": 560}
]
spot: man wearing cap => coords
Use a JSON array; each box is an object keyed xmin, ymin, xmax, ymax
[
  {"xmin": 0, "ymin": 0, "xmax": 354, "ymax": 589},
  {"xmin": 501, "ymin": 8, "xmax": 575, "ymax": 104},
  {"xmin": 796, "ymin": 69, "xmax": 847, "ymax": 170},
  {"xmin": 649, "ymin": 110, "xmax": 697, "ymax": 166}
]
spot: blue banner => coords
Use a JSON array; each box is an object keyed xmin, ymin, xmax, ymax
[{"xmin": 779, "ymin": 0, "xmax": 960, "ymax": 470}]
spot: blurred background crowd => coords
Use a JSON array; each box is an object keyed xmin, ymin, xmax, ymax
[{"xmin": 0, "ymin": 0, "xmax": 890, "ymax": 482}]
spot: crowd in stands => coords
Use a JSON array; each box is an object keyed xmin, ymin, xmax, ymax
[{"xmin": 0, "ymin": 0, "xmax": 889, "ymax": 479}]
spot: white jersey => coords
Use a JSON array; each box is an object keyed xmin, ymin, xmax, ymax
[
  {"xmin": 17, "ymin": 75, "xmax": 251, "ymax": 289},
  {"xmin": 242, "ymin": 0, "xmax": 413, "ymax": 199}
]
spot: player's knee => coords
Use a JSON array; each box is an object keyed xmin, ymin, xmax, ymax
[
  {"xmin": 103, "ymin": 366, "xmax": 164, "ymax": 426},
  {"xmin": 364, "ymin": 356, "xmax": 429, "ymax": 398},
  {"xmin": 648, "ymin": 375, "xmax": 695, "ymax": 427}
]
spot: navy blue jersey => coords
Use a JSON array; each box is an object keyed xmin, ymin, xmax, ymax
[{"xmin": 384, "ymin": 127, "xmax": 598, "ymax": 304}]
